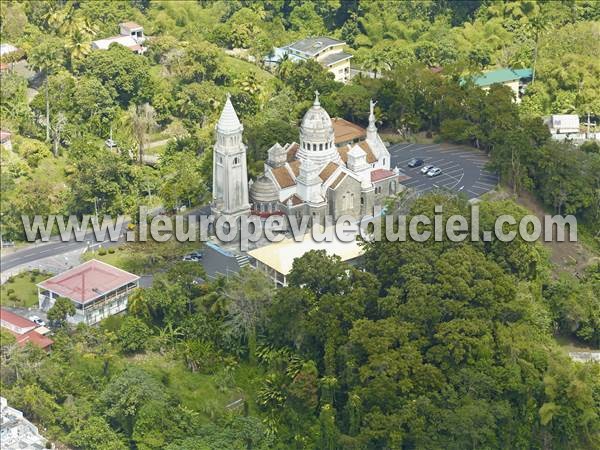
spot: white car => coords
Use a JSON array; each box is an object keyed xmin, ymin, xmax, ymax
[
  {"xmin": 427, "ymin": 167, "xmax": 442, "ymax": 177},
  {"xmin": 29, "ymin": 315, "xmax": 45, "ymax": 327},
  {"xmin": 421, "ymin": 164, "xmax": 434, "ymax": 174}
]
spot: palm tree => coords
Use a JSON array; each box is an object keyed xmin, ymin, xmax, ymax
[
  {"xmin": 129, "ymin": 103, "xmax": 157, "ymax": 164},
  {"xmin": 529, "ymin": 14, "xmax": 549, "ymax": 84},
  {"xmin": 28, "ymin": 41, "xmax": 64, "ymax": 142}
]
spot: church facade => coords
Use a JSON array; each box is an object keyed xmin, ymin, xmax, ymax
[{"xmin": 212, "ymin": 92, "xmax": 403, "ymax": 223}]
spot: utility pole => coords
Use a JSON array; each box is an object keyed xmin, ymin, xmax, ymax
[{"xmin": 583, "ymin": 112, "xmax": 596, "ymax": 138}]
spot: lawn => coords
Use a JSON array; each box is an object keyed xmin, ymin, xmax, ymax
[
  {"xmin": 84, "ymin": 239, "xmax": 200, "ymax": 275},
  {"xmin": 1, "ymin": 270, "xmax": 51, "ymax": 308}
]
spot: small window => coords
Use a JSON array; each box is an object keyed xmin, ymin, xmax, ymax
[
  {"xmin": 319, "ymin": 143, "xmax": 323, "ymax": 151},
  {"xmin": 233, "ymin": 157, "xmax": 240, "ymax": 165}
]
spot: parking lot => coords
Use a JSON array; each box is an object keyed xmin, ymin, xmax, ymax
[{"xmin": 389, "ymin": 143, "xmax": 499, "ymax": 199}]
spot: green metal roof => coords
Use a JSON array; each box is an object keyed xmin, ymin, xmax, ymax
[{"xmin": 472, "ymin": 68, "xmax": 533, "ymax": 87}]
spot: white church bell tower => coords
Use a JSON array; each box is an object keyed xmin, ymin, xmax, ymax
[{"xmin": 211, "ymin": 94, "xmax": 250, "ymax": 221}]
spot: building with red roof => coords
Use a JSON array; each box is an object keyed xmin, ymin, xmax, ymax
[
  {"xmin": 0, "ymin": 308, "xmax": 37, "ymax": 335},
  {"xmin": 37, "ymin": 260, "xmax": 140, "ymax": 325},
  {"xmin": 14, "ymin": 330, "xmax": 54, "ymax": 351},
  {"xmin": 0, "ymin": 308, "xmax": 53, "ymax": 351}
]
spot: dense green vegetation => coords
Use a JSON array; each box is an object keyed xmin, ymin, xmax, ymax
[
  {"xmin": 0, "ymin": 1, "xmax": 599, "ymax": 449},
  {"xmin": 2, "ymin": 195, "xmax": 599, "ymax": 449}
]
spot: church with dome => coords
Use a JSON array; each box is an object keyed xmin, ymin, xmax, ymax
[{"xmin": 211, "ymin": 92, "xmax": 404, "ymax": 223}]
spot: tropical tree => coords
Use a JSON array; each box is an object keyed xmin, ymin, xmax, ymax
[
  {"xmin": 27, "ymin": 37, "xmax": 65, "ymax": 141},
  {"xmin": 222, "ymin": 268, "xmax": 275, "ymax": 363},
  {"xmin": 47, "ymin": 296, "xmax": 76, "ymax": 327}
]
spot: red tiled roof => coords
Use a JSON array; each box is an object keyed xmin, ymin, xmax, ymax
[
  {"xmin": 371, "ymin": 168, "xmax": 397, "ymax": 182},
  {"xmin": 329, "ymin": 172, "xmax": 347, "ymax": 190},
  {"xmin": 283, "ymin": 194, "xmax": 303, "ymax": 206},
  {"xmin": 38, "ymin": 259, "xmax": 139, "ymax": 304},
  {"xmin": 288, "ymin": 160, "xmax": 301, "ymax": 177},
  {"xmin": 319, "ymin": 162, "xmax": 339, "ymax": 182},
  {"xmin": 332, "ymin": 118, "xmax": 366, "ymax": 144},
  {"xmin": 271, "ymin": 166, "xmax": 295, "ymax": 188},
  {"xmin": 0, "ymin": 308, "xmax": 36, "ymax": 330},
  {"xmin": 286, "ymin": 143, "xmax": 299, "ymax": 162},
  {"xmin": 358, "ymin": 141, "xmax": 377, "ymax": 164},
  {"xmin": 15, "ymin": 330, "xmax": 54, "ymax": 350}
]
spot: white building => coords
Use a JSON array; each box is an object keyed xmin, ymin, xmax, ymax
[
  {"xmin": 92, "ymin": 22, "xmax": 146, "ymax": 54},
  {"xmin": 268, "ymin": 37, "xmax": 353, "ymax": 83},
  {"xmin": 1, "ymin": 397, "xmax": 48, "ymax": 449},
  {"xmin": 248, "ymin": 225, "xmax": 364, "ymax": 287},
  {"xmin": 545, "ymin": 114, "xmax": 580, "ymax": 134},
  {"xmin": 0, "ymin": 43, "xmax": 18, "ymax": 57},
  {"xmin": 248, "ymin": 94, "xmax": 403, "ymax": 220},
  {"xmin": 211, "ymin": 93, "xmax": 252, "ymax": 222},
  {"xmin": 37, "ymin": 259, "xmax": 140, "ymax": 325}
]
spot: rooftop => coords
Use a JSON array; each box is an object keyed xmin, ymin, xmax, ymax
[
  {"xmin": 120, "ymin": 21, "xmax": 143, "ymax": 30},
  {"xmin": 371, "ymin": 168, "xmax": 397, "ymax": 182},
  {"xmin": 14, "ymin": 330, "xmax": 54, "ymax": 350},
  {"xmin": 472, "ymin": 68, "xmax": 532, "ymax": 87},
  {"xmin": 332, "ymin": 118, "xmax": 366, "ymax": 144},
  {"xmin": 216, "ymin": 94, "xmax": 242, "ymax": 133},
  {"xmin": 37, "ymin": 259, "xmax": 139, "ymax": 304},
  {"xmin": 92, "ymin": 35, "xmax": 142, "ymax": 51},
  {"xmin": 0, "ymin": 308, "xmax": 36, "ymax": 330},
  {"xmin": 286, "ymin": 37, "xmax": 345, "ymax": 56},
  {"xmin": 248, "ymin": 226, "xmax": 363, "ymax": 276},
  {"xmin": 320, "ymin": 51, "xmax": 353, "ymax": 66}
]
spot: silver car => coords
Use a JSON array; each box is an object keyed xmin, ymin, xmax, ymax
[
  {"xmin": 427, "ymin": 167, "xmax": 442, "ymax": 177},
  {"xmin": 421, "ymin": 164, "xmax": 434, "ymax": 174}
]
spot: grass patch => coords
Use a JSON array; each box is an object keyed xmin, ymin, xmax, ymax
[
  {"xmin": 554, "ymin": 333, "xmax": 598, "ymax": 352},
  {"xmin": 133, "ymin": 353, "xmax": 249, "ymax": 422},
  {"xmin": 84, "ymin": 239, "xmax": 200, "ymax": 275},
  {"xmin": 1, "ymin": 270, "xmax": 52, "ymax": 308}
]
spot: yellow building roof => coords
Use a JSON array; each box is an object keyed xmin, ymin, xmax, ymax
[{"xmin": 248, "ymin": 226, "xmax": 363, "ymax": 276}]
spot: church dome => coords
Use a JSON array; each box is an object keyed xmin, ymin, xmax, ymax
[
  {"xmin": 300, "ymin": 91, "xmax": 333, "ymax": 140},
  {"xmin": 250, "ymin": 175, "xmax": 279, "ymax": 203},
  {"xmin": 297, "ymin": 91, "xmax": 339, "ymax": 165}
]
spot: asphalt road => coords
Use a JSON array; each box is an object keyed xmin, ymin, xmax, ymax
[
  {"xmin": 1, "ymin": 206, "xmax": 211, "ymax": 272},
  {"xmin": 1, "ymin": 230, "xmax": 122, "ymax": 271},
  {"xmin": 389, "ymin": 143, "xmax": 499, "ymax": 199}
]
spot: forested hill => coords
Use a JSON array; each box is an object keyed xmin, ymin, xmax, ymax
[{"xmin": 0, "ymin": 2, "xmax": 599, "ymax": 449}]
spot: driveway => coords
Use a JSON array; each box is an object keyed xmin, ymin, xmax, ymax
[{"xmin": 389, "ymin": 143, "xmax": 499, "ymax": 199}]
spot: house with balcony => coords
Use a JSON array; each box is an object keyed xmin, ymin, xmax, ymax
[
  {"xmin": 92, "ymin": 21, "xmax": 147, "ymax": 54},
  {"xmin": 267, "ymin": 37, "xmax": 353, "ymax": 83},
  {"xmin": 37, "ymin": 259, "xmax": 140, "ymax": 325}
]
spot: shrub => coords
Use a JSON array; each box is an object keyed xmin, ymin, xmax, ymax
[
  {"xmin": 108, "ymin": 247, "xmax": 115, "ymax": 254},
  {"xmin": 6, "ymin": 288, "xmax": 14, "ymax": 295},
  {"xmin": 98, "ymin": 247, "xmax": 107, "ymax": 256}
]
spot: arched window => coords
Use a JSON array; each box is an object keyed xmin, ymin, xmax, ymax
[
  {"xmin": 312, "ymin": 143, "xmax": 317, "ymax": 151},
  {"xmin": 389, "ymin": 181, "xmax": 396, "ymax": 193},
  {"xmin": 233, "ymin": 156, "xmax": 240, "ymax": 165},
  {"xmin": 319, "ymin": 143, "xmax": 323, "ymax": 151}
]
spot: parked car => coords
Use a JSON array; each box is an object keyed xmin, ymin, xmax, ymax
[
  {"xmin": 427, "ymin": 167, "xmax": 442, "ymax": 177},
  {"xmin": 182, "ymin": 253, "xmax": 202, "ymax": 262},
  {"xmin": 408, "ymin": 158, "xmax": 424, "ymax": 168},
  {"xmin": 421, "ymin": 164, "xmax": 434, "ymax": 174},
  {"xmin": 105, "ymin": 138, "xmax": 117, "ymax": 149},
  {"xmin": 29, "ymin": 315, "xmax": 45, "ymax": 327}
]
